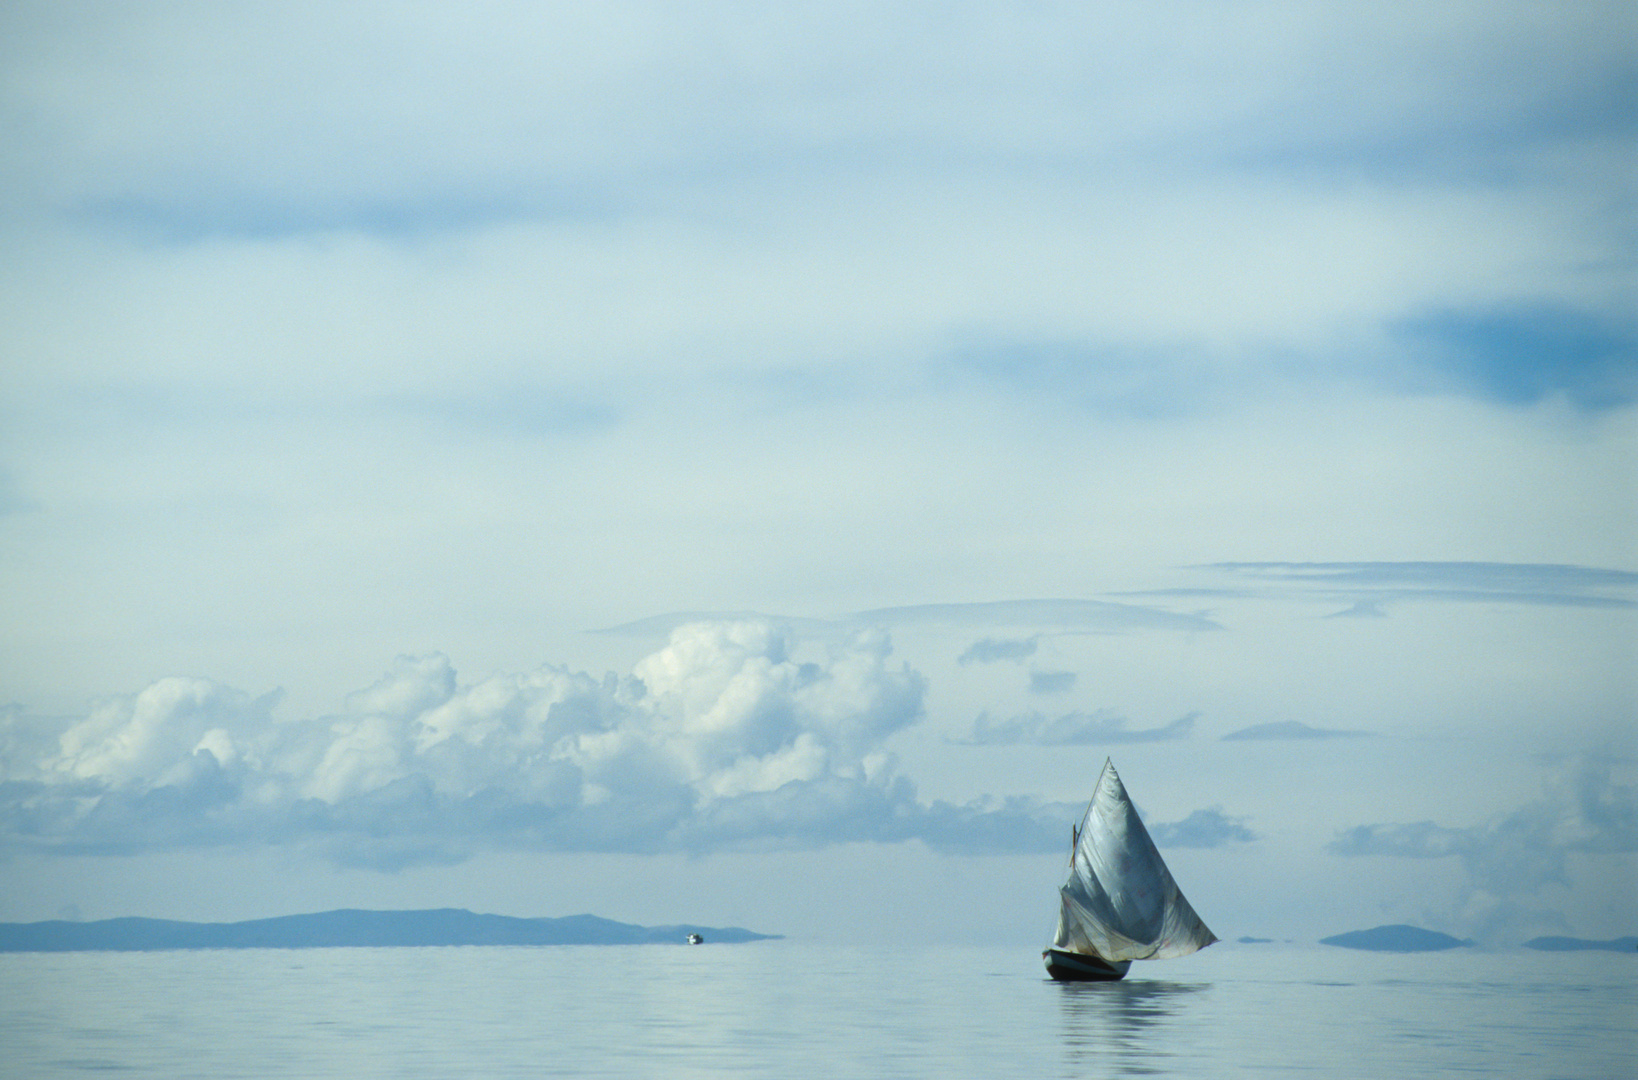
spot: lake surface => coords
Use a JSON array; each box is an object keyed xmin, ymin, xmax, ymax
[{"xmin": 1, "ymin": 941, "xmax": 1632, "ymax": 1078}]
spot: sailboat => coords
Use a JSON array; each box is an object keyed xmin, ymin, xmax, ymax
[{"xmin": 1044, "ymin": 759, "xmax": 1218, "ymax": 981}]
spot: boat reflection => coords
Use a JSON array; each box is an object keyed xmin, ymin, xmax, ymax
[{"xmin": 1054, "ymin": 978, "xmax": 1209, "ymax": 1076}]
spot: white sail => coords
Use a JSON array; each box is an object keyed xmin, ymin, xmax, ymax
[{"xmin": 1051, "ymin": 759, "xmax": 1218, "ymax": 963}]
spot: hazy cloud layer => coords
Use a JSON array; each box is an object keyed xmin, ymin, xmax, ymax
[
  {"xmin": 1205, "ymin": 562, "xmax": 1638, "ymax": 611},
  {"xmin": 957, "ymin": 710, "xmax": 1197, "ymax": 747},
  {"xmin": 1146, "ymin": 808, "xmax": 1257, "ymax": 849},
  {"xmin": 1328, "ymin": 756, "xmax": 1637, "ymax": 943},
  {"xmin": 1222, "ymin": 721, "xmax": 1372, "ymax": 741},
  {"xmin": 599, "ymin": 601, "xmax": 1222, "ymax": 641},
  {"xmin": 0, "ymin": 622, "xmax": 1131, "ymax": 864},
  {"xmin": 1028, "ymin": 672, "xmax": 1077, "ymax": 696},
  {"xmin": 592, "ymin": 612, "xmax": 815, "ymax": 637},
  {"xmin": 853, "ymin": 600, "xmax": 1222, "ymax": 633},
  {"xmin": 1392, "ymin": 306, "xmax": 1636, "ymax": 411},
  {"xmin": 9, "ymin": 2, "xmax": 1627, "ymax": 243}
]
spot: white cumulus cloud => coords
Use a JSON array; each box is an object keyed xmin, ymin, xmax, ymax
[
  {"xmin": 1327, "ymin": 754, "xmax": 1638, "ymax": 943},
  {"xmin": 1, "ymin": 621, "xmax": 1036, "ymax": 866}
]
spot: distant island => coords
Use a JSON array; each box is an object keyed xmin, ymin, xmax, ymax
[
  {"xmin": 1523, "ymin": 936, "xmax": 1637, "ymax": 953},
  {"xmin": 1320, "ymin": 925, "xmax": 1473, "ymax": 952},
  {"xmin": 0, "ymin": 909, "xmax": 781, "ymax": 953}
]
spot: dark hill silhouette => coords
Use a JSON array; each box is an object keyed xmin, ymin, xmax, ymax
[
  {"xmin": 1319, "ymin": 925, "xmax": 1473, "ymax": 951},
  {"xmin": 0, "ymin": 909, "xmax": 780, "ymax": 952},
  {"xmin": 1523, "ymin": 935, "xmax": 1637, "ymax": 952}
]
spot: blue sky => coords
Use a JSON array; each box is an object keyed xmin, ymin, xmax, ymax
[{"xmin": 1, "ymin": 1, "xmax": 1633, "ymax": 947}]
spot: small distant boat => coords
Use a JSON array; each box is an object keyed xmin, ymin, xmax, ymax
[
  {"xmin": 687, "ymin": 933, "xmax": 703, "ymax": 945},
  {"xmin": 1044, "ymin": 759, "xmax": 1217, "ymax": 981}
]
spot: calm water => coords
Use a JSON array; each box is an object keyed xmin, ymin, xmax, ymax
[{"xmin": 1, "ymin": 941, "xmax": 1632, "ymax": 1078}]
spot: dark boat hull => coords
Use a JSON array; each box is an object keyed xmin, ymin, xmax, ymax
[{"xmin": 1043, "ymin": 948, "xmax": 1132, "ymax": 981}]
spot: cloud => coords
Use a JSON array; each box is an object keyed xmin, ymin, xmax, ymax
[
  {"xmin": 599, "ymin": 600, "xmax": 1222, "ymax": 642},
  {"xmin": 944, "ymin": 337, "xmax": 1241, "ymax": 419},
  {"xmin": 1328, "ymin": 820, "xmax": 1477, "ymax": 860},
  {"xmin": 956, "ymin": 637, "xmax": 1038, "ymax": 666},
  {"xmin": 1325, "ymin": 601, "xmax": 1387, "ymax": 619},
  {"xmin": 2, "ymin": 3, "xmax": 1627, "ymax": 436},
  {"xmin": 956, "ymin": 710, "xmax": 1196, "ymax": 747},
  {"xmin": 1222, "ymin": 720, "xmax": 1371, "ymax": 741},
  {"xmin": 1204, "ymin": 562, "xmax": 1638, "ymax": 611},
  {"xmin": 0, "ymin": 621, "xmax": 1115, "ymax": 863},
  {"xmin": 0, "ymin": 622, "xmax": 1261, "ymax": 864},
  {"xmin": 6, "ymin": 3, "xmax": 1627, "ymax": 239},
  {"xmin": 1393, "ymin": 305, "xmax": 1636, "ymax": 411},
  {"xmin": 1028, "ymin": 672, "xmax": 1076, "ymax": 695},
  {"xmin": 1327, "ymin": 755, "xmax": 1638, "ymax": 942},
  {"xmin": 851, "ymin": 600, "xmax": 1222, "ymax": 633},
  {"xmin": 1146, "ymin": 807, "xmax": 1257, "ymax": 848},
  {"xmin": 49, "ymin": 678, "xmax": 283, "ymax": 788},
  {"xmin": 592, "ymin": 612, "xmax": 811, "ymax": 637}
]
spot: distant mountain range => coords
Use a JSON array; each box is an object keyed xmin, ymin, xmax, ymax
[
  {"xmin": 0, "ymin": 909, "xmax": 781, "ymax": 952},
  {"xmin": 1321, "ymin": 925, "xmax": 1636, "ymax": 953},
  {"xmin": 1522, "ymin": 936, "xmax": 1637, "ymax": 952}
]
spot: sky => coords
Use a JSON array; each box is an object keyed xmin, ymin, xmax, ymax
[{"xmin": 1, "ymin": 1, "xmax": 1634, "ymax": 949}]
